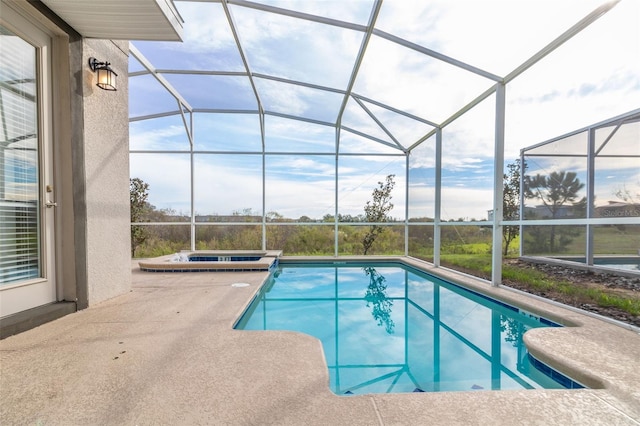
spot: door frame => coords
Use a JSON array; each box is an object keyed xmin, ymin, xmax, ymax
[{"xmin": 0, "ymin": 1, "xmax": 58, "ymax": 317}]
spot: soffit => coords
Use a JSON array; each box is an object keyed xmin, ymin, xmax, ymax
[{"xmin": 40, "ymin": 0, "xmax": 183, "ymax": 41}]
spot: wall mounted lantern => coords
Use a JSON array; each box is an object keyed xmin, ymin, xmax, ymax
[{"xmin": 88, "ymin": 57, "xmax": 117, "ymax": 91}]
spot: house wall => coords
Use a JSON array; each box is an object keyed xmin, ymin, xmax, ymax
[
  {"xmin": 1, "ymin": 1, "xmax": 131, "ymax": 335},
  {"xmin": 76, "ymin": 39, "xmax": 131, "ymax": 307}
]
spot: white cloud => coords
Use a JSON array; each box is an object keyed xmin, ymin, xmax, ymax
[
  {"xmin": 255, "ymin": 0, "xmax": 374, "ymax": 25},
  {"xmin": 173, "ymin": 2, "xmax": 238, "ymax": 53},
  {"xmin": 264, "ymin": 116, "xmax": 335, "ymax": 151},
  {"xmin": 354, "ymin": 35, "xmax": 492, "ymax": 124},
  {"xmin": 266, "ymin": 181, "xmax": 335, "ymax": 218},
  {"xmin": 130, "ymin": 154, "xmax": 192, "ymax": 214},
  {"xmin": 229, "ymin": 4, "xmax": 363, "ymax": 89},
  {"xmin": 130, "ymin": 123, "xmax": 188, "ymax": 151},
  {"xmin": 254, "ymin": 79, "xmax": 308, "ymax": 116},
  {"xmin": 440, "ymin": 186, "xmax": 494, "ymax": 221}
]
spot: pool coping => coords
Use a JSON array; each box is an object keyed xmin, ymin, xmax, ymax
[{"xmin": 2, "ymin": 256, "xmax": 639, "ymax": 425}]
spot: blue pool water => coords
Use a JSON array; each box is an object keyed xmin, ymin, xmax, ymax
[{"xmin": 235, "ymin": 262, "xmax": 584, "ymax": 395}]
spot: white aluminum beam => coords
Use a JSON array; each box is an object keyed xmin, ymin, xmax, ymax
[
  {"xmin": 522, "ymin": 108, "xmax": 640, "ymax": 153},
  {"xmin": 408, "ymin": 128, "xmax": 438, "ymax": 152},
  {"xmin": 253, "ymin": 73, "xmax": 346, "ymax": 95},
  {"xmin": 220, "ymin": 0, "xmax": 265, "ymax": 147},
  {"xmin": 130, "ymin": 110, "xmax": 183, "ymax": 122},
  {"xmin": 265, "ymin": 111, "xmax": 334, "ymax": 128},
  {"xmin": 586, "ymin": 128, "xmax": 596, "ymax": 266},
  {"xmin": 434, "ymin": 128, "xmax": 442, "ymax": 267},
  {"xmin": 129, "ymin": 43, "xmax": 192, "ymax": 112},
  {"xmin": 518, "ymin": 217, "xmax": 640, "ymax": 226},
  {"xmin": 340, "ymin": 125, "xmax": 404, "ymax": 151},
  {"xmin": 373, "ymin": 29, "xmax": 502, "ymax": 82},
  {"xmin": 157, "ymin": 70, "xmax": 247, "ymax": 76},
  {"xmin": 504, "ymin": 1, "xmax": 620, "ymax": 84},
  {"xmin": 352, "ymin": 94, "xmax": 438, "ymax": 127},
  {"xmin": 594, "ymin": 122, "xmax": 622, "ymax": 156},
  {"xmin": 128, "ymin": 70, "xmax": 150, "ymax": 77},
  {"xmin": 194, "ymin": 109, "xmax": 259, "ymax": 114},
  {"xmin": 409, "ymin": 84, "xmax": 497, "ymax": 152},
  {"xmin": 178, "ymin": 101, "xmax": 193, "ymax": 147},
  {"xmin": 404, "ymin": 155, "xmax": 409, "ymax": 256},
  {"xmin": 491, "ymin": 83, "xmax": 506, "ymax": 286},
  {"xmin": 335, "ymin": 0, "xmax": 383, "ymax": 153},
  {"xmin": 334, "ymin": 149, "xmax": 339, "ymax": 257},
  {"xmin": 225, "ymin": 0, "xmax": 367, "ymax": 32},
  {"xmin": 440, "ymin": 84, "xmax": 498, "ymax": 129},
  {"xmin": 352, "ymin": 97, "xmax": 406, "ymax": 152}
]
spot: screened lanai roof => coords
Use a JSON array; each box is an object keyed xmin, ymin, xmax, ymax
[
  {"xmin": 127, "ymin": 0, "xmax": 640, "ymax": 223},
  {"xmin": 128, "ymin": 0, "xmax": 640, "ymax": 155}
]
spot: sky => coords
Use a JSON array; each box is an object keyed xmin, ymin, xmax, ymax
[{"xmin": 129, "ymin": 0, "xmax": 640, "ymax": 221}]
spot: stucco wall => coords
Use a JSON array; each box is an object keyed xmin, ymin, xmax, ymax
[
  {"xmin": 78, "ymin": 39, "xmax": 131, "ymax": 305},
  {"xmin": 1, "ymin": 1, "xmax": 136, "ymax": 335}
]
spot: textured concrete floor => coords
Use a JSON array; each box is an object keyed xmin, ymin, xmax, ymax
[{"xmin": 1, "ymin": 259, "xmax": 639, "ymax": 425}]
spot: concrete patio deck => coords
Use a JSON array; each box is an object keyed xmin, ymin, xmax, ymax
[{"xmin": 1, "ymin": 258, "xmax": 639, "ymax": 425}]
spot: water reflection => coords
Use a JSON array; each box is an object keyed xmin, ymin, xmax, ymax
[
  {"xmin": 500, "ymin": 315, "xmax": 526, "ymax": 347},
  {"xmin": 236, "ymin": 264, "xmax": 569, "ymax": 394},
  {"xmin": 363, "ymin": 267, "xmax": 395, "ymax": 334}
]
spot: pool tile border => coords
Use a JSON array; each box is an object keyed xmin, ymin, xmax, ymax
[{"xmin": 528, "ymin": 354, "xmax": 585, "ymax": 389}]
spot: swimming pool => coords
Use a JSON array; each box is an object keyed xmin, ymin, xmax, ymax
[
  {"xmin": 235, "ymin": 262, "xmax": 584, "ymax": 395},
  {"xmin": 554, "ymin": 256, "xmax": 640, "ymax": 272}
]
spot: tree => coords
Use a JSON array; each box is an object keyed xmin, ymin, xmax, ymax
[
  {"xmin": 524, "ymin": 171, "xmax": 585, "ymax": 217},
  {"xmin": 614, "ymin": 183, "xmax": 639, "ymax": 204},
  {"xmin": 524, "ymin": 171, "xmax": 585, "ymax": 252},
  {"xmin": 362, "ymin": 174, "xmax": 396, "ymax": 255},
  {"xmin": 502, "ymin": 159, "xmax": 521, "ymax": 255},
  {"xmin": 130, "ymin": 177, "xmax": 150, "ymax": 257},
  {"xmin": 500, "ymin": 314, "xmax": 527, "ymax": 348}
]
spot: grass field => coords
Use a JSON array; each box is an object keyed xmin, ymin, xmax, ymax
[{"xmin": 440, "ymin": 253, "xmax": 640, "ymax": 317}]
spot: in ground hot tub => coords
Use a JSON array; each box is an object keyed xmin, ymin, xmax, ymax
[{"xmin": 138, "ymin": 250, "xmax": 282, "ymax": 272}]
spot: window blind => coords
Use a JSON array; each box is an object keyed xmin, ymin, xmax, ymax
[{"xmin": 0, "ymin": 26, "xmax": 40, "ymax": 285}]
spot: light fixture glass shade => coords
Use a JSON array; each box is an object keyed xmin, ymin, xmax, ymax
[
  {"xmin": 89, "ymin": 57, "xmax": 118, "ymax": 91},
  {"xmin": 96, "ymin": 67, "xmax": 117, "ymax": 91}
]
